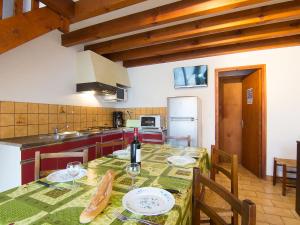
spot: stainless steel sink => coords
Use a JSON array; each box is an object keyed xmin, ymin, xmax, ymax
[
  {"xmin": 38, "ymin": 131, "xmax": 84, "ymax": 141},
  {"xmin": 57, "ymin": 131, "xmax": 83, "ymax": 139},
  {"xmin": 38, "ymin": 134, "xmax": 61, "ymax": 141}
]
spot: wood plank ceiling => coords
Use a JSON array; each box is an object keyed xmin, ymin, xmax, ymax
[
  {"xmin": 1, "ymin": 0, "xmax": 300, "ymax": 67},
  {"xmin": 68, "ymin": 0, "xmax": 300, "ymax": 67}
]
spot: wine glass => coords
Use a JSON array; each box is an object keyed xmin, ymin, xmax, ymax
[
  {"xmin": 67, "ymin": 161, "xmax": 82, "ymax": 188},
  {"xmin": 126, "ymin": 163, "xmax": 140, "ymax": 190}
]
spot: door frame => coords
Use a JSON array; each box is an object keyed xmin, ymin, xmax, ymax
[{"xmin": 215, "ymin": 64, "xmax": 267, "ymax": 178}]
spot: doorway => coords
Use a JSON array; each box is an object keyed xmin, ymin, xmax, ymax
[{"xmin": 215, "ymin": 65, "xmax": 266, "ymax": 178}]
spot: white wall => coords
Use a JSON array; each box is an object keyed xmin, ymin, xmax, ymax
[
  {"xmin": 0, "ymin": 31, "xmax": 112, "ymax": 107},
  {"xmin": 1, "ymin": 26, "xmax": 299, "ymax": 176},
  {"xmin": 117, "ymin": 46, "xmax": 300, "ymax": 176}
]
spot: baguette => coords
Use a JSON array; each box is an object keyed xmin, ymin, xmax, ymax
[{"xmin": 80, "ymin": 170, "xmax": 115, "ymax": 224}]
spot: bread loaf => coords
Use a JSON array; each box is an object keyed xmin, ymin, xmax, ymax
[{"xmin": 80, "ymin": 170, "xmax": 115, "ymax": 224}]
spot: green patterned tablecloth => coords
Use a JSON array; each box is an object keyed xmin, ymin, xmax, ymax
[{"xmin": 0, "ymin": 144, "xmax": 209, "ymax": 225}]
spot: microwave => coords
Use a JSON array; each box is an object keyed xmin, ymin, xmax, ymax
[
  {"xmin": 103, "ymin": 87, "xmax": 128, "ymax": 102},
  {"xmin": 140, "ymin": 115, "xmax": 162, "ymax": 129}
]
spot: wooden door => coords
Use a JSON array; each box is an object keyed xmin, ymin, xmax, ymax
[
  {"xmin": 219, "ymin": 78, "xmax": 242, "ymax": 162},
  {"xmin": 242, "ymin": 69, "xmax": 262, "ymax": 177}
]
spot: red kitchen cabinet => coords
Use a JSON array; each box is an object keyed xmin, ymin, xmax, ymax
[
  {"xmin": 21, "ymin": 135, "xmax": 102, "ymax": 184},
  {"xmin": 124, "ymin": 131, "xmax": 163, "ymax": 144},
  {"xmin": 21, "ymin": 131, "xmax": 125, "ymax": 185},
  {"xmin": 100, "ymin": 131, "xmax": 124, "ymax": 156}
]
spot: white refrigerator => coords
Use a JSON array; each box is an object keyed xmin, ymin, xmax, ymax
[{"xmin": 167, "ymin": 96, "xmax": 202, "ymax": 147}]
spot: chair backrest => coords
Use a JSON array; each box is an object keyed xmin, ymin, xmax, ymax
[
  {"xmin": 192, "ymin": 167, "xmax": 256, "ymax": 225},
  {"xmin": 96, "ymin": 139, "xmax": 128, "ymax": 158},
  {"xmin": 211, "ymin": 145, "xmax": 238, "ymax": 197},
  {"xmin": 164, "ymin": 135, "xmax": 191, "ymax": 147},
  {"xmin": 34, "ymin": 149, "xmax": 88, "ymax": 180}
]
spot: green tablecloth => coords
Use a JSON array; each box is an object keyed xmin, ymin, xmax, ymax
[{"xmin": 0, "ymin": 144, "xmax": 209, "ymax": 225}]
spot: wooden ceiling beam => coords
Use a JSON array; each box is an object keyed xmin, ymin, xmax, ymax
[
  {"xmin": 72, "ymin": 0, "xmax": 147, "ymax": 23},
  {"xmin": 62, "ymin": 0, "xmax": 272, "ymax": 47},
  {"xmin": 39, "ymin": 0, "xmax": 75, "ymax": 19},
  {"xmin": 86, "ymin": 1, "xmax": 300, "ymax": 54},
  {"xmin": 0, "ymin": 7, "xmax": 64, "ymax": 54},
  {"xmin": 123, "ymin": 35, "xmax": 300, "ymax": 67},
  {"xmin": 104, "ymin": 20, "xmax": 300, "ymax": 61}
]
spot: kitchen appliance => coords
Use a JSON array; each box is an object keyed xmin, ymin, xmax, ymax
[
  {"xmin": 113, "ymin": 111, "xmax": 124, "ymax": 128},
  {"xmin": 140, "ymin": 115, "xmax": 162, "ymax": 129},
  {"xmin": 167, "ymin": 96, "xmax": 202, "ymax": 147},
  {"xmin": 76, "ymin": 51, "xmax": 130, "ymax": 97},
  {"xmin": 103, "ymin": 87, "xmax": 128, "ymax": 102}
]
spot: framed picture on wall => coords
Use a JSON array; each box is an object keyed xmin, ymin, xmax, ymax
[{"xmin": 173, "ymin": 65, "xmax": 208, "ymax": 88}]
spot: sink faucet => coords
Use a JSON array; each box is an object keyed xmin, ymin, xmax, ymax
[{"xmin": 54, "ymin": 125, "xmax": 69, "ymax": 134}]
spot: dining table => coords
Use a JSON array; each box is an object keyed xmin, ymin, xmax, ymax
[{"xmin": 0, "ymin": 143, "xmax": 210, "ymax": 225}]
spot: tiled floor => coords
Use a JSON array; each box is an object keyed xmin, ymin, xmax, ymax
[{"xmin": 214, "ymin": 166, "xmax": 300, "ymax": 225}]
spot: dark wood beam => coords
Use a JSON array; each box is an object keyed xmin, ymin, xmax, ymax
[
  {"xmin": 104, "ymin": 20, "xmax": 300, "ymax": 61},
  {"xmin": 0, "ymin": 7, "xmax": 64, "ymax": 54},
  {"xmin": 123, "ymin": 35, "xmax": 300, "ymax": 67},
  {"xmin": 31, "ymin": 0, "xmax": 39, "ymax": 10},
  {"xmin": 62, "ymin": 0, "xmax": 272, "ymax": 47},
  {"xmin": 39, "ymin": 0, "xmax": 74, "ymax": 19},
  {"xmin": 86, "ymin": 1, "xmax": 300, "ymax": 54},
  {"xmin": 14, "ymin": 0, "xmax": 23, "ymax": 15},
  {"xmin": 72, "ymin": 0, "xmax": 147, "ymax": 23}
]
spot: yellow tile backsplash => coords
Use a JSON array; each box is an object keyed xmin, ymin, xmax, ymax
[
  {"xmin": 0, "ymin": 101, "xmax": 15, "ymax": 113},
  {"xmin": 0, "ymin": 101, "xmax": 167, "ymax": 139}
]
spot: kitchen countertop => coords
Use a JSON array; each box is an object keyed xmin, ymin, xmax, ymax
[
  {"xmin": 0, "ymin": 127, "xmax": 166, "ymax": 149},
  {"xmin": 0, "ymin": 127, "xmax": 123, "ymax": 149}
]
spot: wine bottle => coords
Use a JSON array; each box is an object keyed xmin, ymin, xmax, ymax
[{"xmin": 130, "ymin": 128, "xmax": 141, "ymax": 166}]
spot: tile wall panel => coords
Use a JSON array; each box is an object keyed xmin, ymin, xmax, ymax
[
  {"xmin": 0, "ymin": 101, "xmax": 167, "ymax": 139},
  {"xmin": 0, "ymin": 101, "xmax": 114, "ymax": 139}
]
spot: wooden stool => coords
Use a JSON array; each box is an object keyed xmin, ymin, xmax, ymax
[{"xmin": 273, "ymin": 157, "xmax": 297, "ymax": 196}]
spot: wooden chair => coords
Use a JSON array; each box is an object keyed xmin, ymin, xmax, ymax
[
  {"xmin": 164, "ymin": 135, "xmax": 191, "ymax": 147},
  {"xmin": 211, "ymin": 145, "xmax": 238, "ymax": 196},
  {"xmin": 208, "ymin": 145, "xmax": 239, "ymax": 225},
  {"xmin": 96, "ymin": 139, "xmax": 128, "ymax": 158},
  {"xmin": 273, "ymin": 157, "xmax": 297, "ymax": 196},
  {"xmin": 192, "ymin": 167, "xmax": 256, "ymax": 225},
  {"xmin": 34, "ymin": 149, "xmax": 88, "ymax": 180}
]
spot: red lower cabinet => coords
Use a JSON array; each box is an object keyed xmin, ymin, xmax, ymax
[
  {"xmin": 124, "ymin": 132, "xmax": 163, "ymax": 144},
  {"xmin": 20, "ymin": 134, "xmax": 104, "ymax": 185},
  {"xmin": 21, "ymin": 161, "xmax": 35, "ymax": 185},
  {"xmin": 20, "ymin": 131, "xmax": 161, "ymax": 185}
]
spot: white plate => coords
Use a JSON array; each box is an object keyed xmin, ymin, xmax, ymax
[
  {"xmin": 122, "ymin": 187, "xmax": 175, "ymax": 216},
  {"xmin": 113, "ymin": 149, "xmax": 129, "ymax": 159},
  {"xmin": 167, "ymin": 156, "xmax": 196, "ymax": 166},
  {"xmin": 46, "ymin": 168, "xmax": 87, "ymax": 183}
]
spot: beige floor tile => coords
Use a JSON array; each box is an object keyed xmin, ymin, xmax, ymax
[
  {"xmin": 257, "ymin": 212, "xmax": 284, "ymax": 225},
  {"xmin": 211, "ymin": 165, "xmax": 300, "ymax": 225},
  {"xmin": 256, "ymin": 192, "xmax": 283, "ymax": 201},
  {"xmin": 263, "ymin": 206, "xmax": 295, "ymax": 218},
  {"xmin": 281, "ymin": 217, "xmax": 300, "ymax": 225},
  {"xmin": 271, "ymin": 199, "xmax": 295, "ymax": 209}
]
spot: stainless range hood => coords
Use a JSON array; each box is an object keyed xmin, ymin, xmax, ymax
[{"xmin": 76, "ymin": 50, "xmax": 130, "ymax": 95}]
